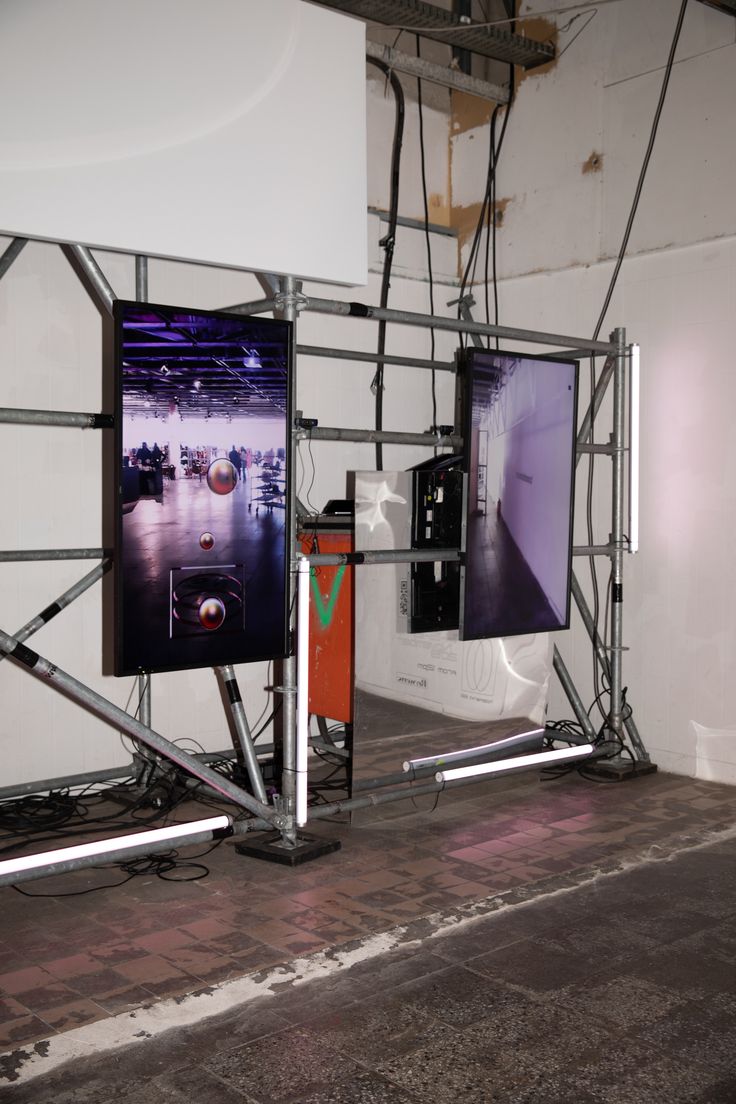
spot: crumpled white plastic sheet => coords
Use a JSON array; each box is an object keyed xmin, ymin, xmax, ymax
[{"xmin": 354, "ymin": 472, "xmax": 551, "ymax": 725}]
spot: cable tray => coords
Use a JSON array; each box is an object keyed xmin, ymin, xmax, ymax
[{"xmin": 313, "ymin": 0, "xmax": 555, "ymax": 69}]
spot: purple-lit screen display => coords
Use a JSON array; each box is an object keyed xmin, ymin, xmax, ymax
[
  {"xmin": 460, "ymin": 349, "xmax": 578, "ymax": 641},
  {"xmin": 114, "ymin": 301, "xmax": 291, "ymax": 675}
]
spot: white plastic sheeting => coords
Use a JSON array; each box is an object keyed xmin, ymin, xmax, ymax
[{"xmin": 354, "ymin": 472, "xmax": 551, "ymax": 724}]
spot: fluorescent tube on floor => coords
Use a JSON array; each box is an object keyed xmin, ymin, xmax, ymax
[
  {"xmin": 403, "ymin": 727, "xmax": 545, "ymax": 773},
  {"xmin": 0, "ymin": 815, "xmax": 231, "ymax": 880},
  {"xmin": 435, "ymin": 744, "xmax": 594, "ymax": 783}
]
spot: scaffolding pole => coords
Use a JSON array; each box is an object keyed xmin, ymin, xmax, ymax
[
  {"xmin": 571, "ymin": 574, "xmax": 647, "ymax": 760},
  {"xmin": 0, "ymin": 407, "xmax": 113, "ymax": 428},
  {"xmin": 1, "ymin": 240, "xmax": 645, "ymax": 840},
  {"xmin": 0, "ymin": 548, "xmax": 108, "ymax": 563},
  {"xmin": 0, "ymin": 628, "xmax": 278, "ymax": 822},
  {"xmin": 0, "ymin": 237, "xmax": 28, "ymax": 281},
  {"xmin": 302, "ymin": 296, "xmax": 617, "ymax": 356},
  {"xmin": 296, "ymin": 344, "xmax": 455, "ymax": 374},
  {"xmin": 134, "ymin": 255, "xmax": 152, "ymax": 745},
  {"xmin": 552, "ymin": 646, "xmax": 598, "ymax": 742},
  {"xmin": 277, "ymin": 276, "xmax": 300, "ymax": 844},
  {"xmin": 135, "ymin": 254, "xmax": 148, "ymax": 302},
  {"xmin": 0, "ymin": 560, "xmax": 110, "ymax": 667},
  {"xmin": 577, "ymin": 355, "xmax": 616, "ymax": 465},
  {"xmin": 609, "ymin": 328, "xmax": 627, "ymax": 743},
  {"xmin": 216, "ymin": 665, "xmax": 269, "ymax": 805},
  {"xmin": 61, "ymin": 244, "xmax": 115, "ymax": 316},
  {"xmin": 305, "ymin": 426, "xmax": 461, "ymax": 448}
]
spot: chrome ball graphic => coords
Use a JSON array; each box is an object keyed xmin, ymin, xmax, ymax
[
  {"xmin": 199, "ymin": 532, "xmax": 215, "ymax": 551},
  {"xmin": 206, "ymin": 458, "xmax": 237, "ymax": 496},
  {"xmin": 197, "ymin": 596, "xmax": 226, "ymax": 631}
]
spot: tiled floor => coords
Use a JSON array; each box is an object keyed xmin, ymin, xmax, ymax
[
  {"xmin": 5, "ymin": 786, "xmax": 736, "ymax": 1102},
  {"xmin": 1, "ymin": 764, "xmax": 736, "ymax": 1065}
]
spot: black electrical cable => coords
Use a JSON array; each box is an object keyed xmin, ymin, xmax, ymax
[
  {"xmin": 458, "ymin": 105, "xmax": 500, "ymax": 327},
  {"xmin": 592, "ymin": 0, "xmax": 689, "ymax": 341},
  {"xmin": 570, "ymin": 0, "xmax": 689, "ymax": 749},
  {"xmin": 366, "ymin": 57, "xmax": 405, "ymax": 471},
  {"xmin": 457, "ymin": 59, "xmax": 515, "ymax": 343},
  {"xmin": 415, "ymin": 36, "xmax": 437, "ymax": 435}
]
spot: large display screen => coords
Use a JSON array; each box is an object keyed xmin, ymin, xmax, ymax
[
  {"xmin": 460, "ymin": 348, "xmax": 578, "ymax": 641},
  {"xmin": 114, "ymin": 300, "xmax": 292, "ymax": 675}
]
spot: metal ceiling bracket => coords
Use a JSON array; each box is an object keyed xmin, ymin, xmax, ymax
[{"xmin": 366, "ymin": 40, "xmax": 509, "ymax": 102}]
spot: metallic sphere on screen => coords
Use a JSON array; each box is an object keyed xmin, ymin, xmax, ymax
[
  {"xmin": 199, "ymin": 532, "xmax": 215, "ymax": 551},
  {"xmin": 206, "ymin": 459, "xmax": 237, "ymax": 496},
  {"xmin": 197, "ymin": 596, "xmax": 226, "ymax": 631}
]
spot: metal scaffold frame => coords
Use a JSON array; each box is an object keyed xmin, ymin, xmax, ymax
[{"xmin": 0, "ymin": 234, "xmax": 643, "ymax": 885}]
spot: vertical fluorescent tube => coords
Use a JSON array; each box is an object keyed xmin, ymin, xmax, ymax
[
  {"xmin": 296, "ymin": 557, "xmax": 310, "ymax": 827},
  {"xmin": 629, "ymin": 343, "xmax": 640, "ymax": 553},
  {"xmin": 435, "ymin": 743, "xmax": 593, "ymax": 783}
]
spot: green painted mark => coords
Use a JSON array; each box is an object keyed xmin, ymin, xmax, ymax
[{"xmin": 310, "ymin": 565, "xmax": 347, "ymax": 629}]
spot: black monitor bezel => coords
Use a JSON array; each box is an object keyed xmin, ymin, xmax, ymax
[
  {"xmin": 113, "ymin": 298, "xmax": 293, "ymax": 676},
  {"xmin": 459, "ymin": 345, "xmax": 579, "ymax": 642}
]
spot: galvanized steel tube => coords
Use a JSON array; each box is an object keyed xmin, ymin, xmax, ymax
[
  {"xmin": 296, "ymin": 344, "xmax": 454, "ymax": 374},
  {"xmin": 221, "ymin": 298, "xmax": 278, "ymax": 316},
  {"xmin": 552, "ymin": 646, "xmax": 598, "ymax": 742},
  {"xmin": 0, "ymin": 628, "xmax": 276, "ymax": 820},
  {"xmin": 304, "ymin": 747, "xmax": 607, "ymax": 821},
  {"xmin": 278, "ymin": 276, "xmax": 299, "ymax": 841},
  {"xmin": 61, "ymin": 244, "xmax": 115, "ymax": 315},
  {"xmin": 0, "ymin": 407, "xmax": 112, "ymax": 428},
  {"xmin": 135, "ymin": 255, "xmax": 148, "ymax": 302},
  {"xmin": 0, "ymin": 548, "xmax": 108, "ymax": 563},
  {"xmin": 216, "ymin": 665, "xmax": 268, "ymax": 805},
  {"xmin": 609, "ymin": 328, "xmax": 626, "ymax": 744},
  {"xmin": 0, "ymin": 560, "xmax": 110, "ymax": 666},
  {"xmin": 306, "ymin": 426, "xmax": 461, "ymax": 448},
  {"xmin": 303, "ymin": 296, "xmax": 617, "ymax": 356},
  {"xmin": 0, "ymin": 237, "xmax": 28, "ymax": 281},
  {"xmin": 576, "ymin": 356, "xmax": 615, "ymax": 467},
  {"xmin": 307, "ymin": 548, "xmax": 459, "ymax": 567}
]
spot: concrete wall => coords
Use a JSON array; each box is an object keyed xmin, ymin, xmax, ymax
[
  {"xmin": 4, "ymin": 0, "xmax": 736, "ymax": 788},
  {"xmin": 452, "ymin": 0, "xmax": 736, "ymax": 781}
]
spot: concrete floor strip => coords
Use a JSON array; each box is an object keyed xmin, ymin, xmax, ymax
[{"xmin": 3, "ymin": 818, "xmax": 735, "ymax": 1086}]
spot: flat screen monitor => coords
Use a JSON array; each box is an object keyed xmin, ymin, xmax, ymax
[
  {"xmin": 460, "ymin": 348, "xmax": 578, "ymax": 641},
  {"xmin": 114, "ymin": 300, "xmax": 292, "ymax": 675}
]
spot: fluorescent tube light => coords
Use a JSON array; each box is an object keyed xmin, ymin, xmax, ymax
[
  {"xmin": 403, "ymin": 726, "xmax": 545, "ymax": 772},
  {"xmin": 436, "ymin": 744, "xmax": 594, "ymax": 783},
  {"xmin": 296, "ymin": 557, "xmax": 311, "ymax": 827},
  {"xmin": 629, "ymin": 343, "xmax": 639, "ymax": 553},
  {"xmin": 0, "ymin": 815, "xmax": 231, "ymax": 880}
]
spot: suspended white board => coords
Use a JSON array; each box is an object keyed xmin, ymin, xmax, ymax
[{"xmin": 0, "ymin": 0, "xmax": 367, "ymax": 285}]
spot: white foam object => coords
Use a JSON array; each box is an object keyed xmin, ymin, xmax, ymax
[{"xmin": 0, "ymin": 0, "xmax": 367, "ymax": 285}]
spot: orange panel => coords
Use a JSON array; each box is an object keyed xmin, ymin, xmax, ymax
[{"xmin": 300, "ymin": 530, "xmax": 354, "ymax": 723}]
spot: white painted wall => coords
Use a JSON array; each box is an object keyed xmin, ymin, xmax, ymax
[
  {"xmin": 6, "ymin": 0, "xmax": 735, "ymax": 790},
  {"xmin": 452, "ymin": 0, "xmax": 736, "ymax": 782}
]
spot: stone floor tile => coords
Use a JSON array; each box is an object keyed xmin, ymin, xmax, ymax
[{"xmin": 203, "ymin": 1026, "xmax": 361, "ymax": 1102}]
